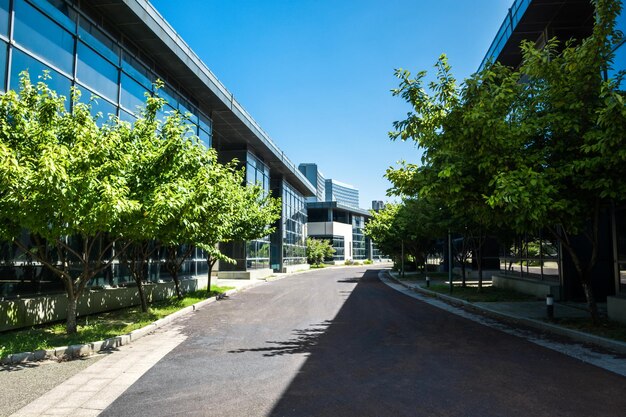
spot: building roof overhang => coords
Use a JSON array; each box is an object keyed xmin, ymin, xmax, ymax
[
  {"xmin": 481, "ymin": 0, "xmax": 595, "ymax": 70},
  {"xmin": 88, "ymin": 0, "xmax": 315, "ymax": 196}
]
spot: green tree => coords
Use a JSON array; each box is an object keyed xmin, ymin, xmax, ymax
[
  {"xmin": 386, "ymin": 0, "xmax": 626, "ymax": 321},
  {"xmin": 306, "ymin": 237, "xmax": 335, "ymax": 266},
  {"xmin": 0, "ymin": 73, "xmax": 137, "ymax": 333}
]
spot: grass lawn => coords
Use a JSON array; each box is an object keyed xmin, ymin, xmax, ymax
[
  {"xmin": 428, "ymin": 284, "xmax": 539, "ymax": 302},
  {"xmin": 394, "ymin": 271, "xmax": 451, "ymax": 281},
  {"xmin": 549, "ymin": 318, "xmax": 626, "ymax": 343},
  {"xmin": 0, "ymin": 286, "xmax": 233, "ymax": 358}
]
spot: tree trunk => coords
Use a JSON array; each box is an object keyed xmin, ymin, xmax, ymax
[
  {"xmin": 581, "ymin": 277, "xmax": 599, "ymax": 324},
  {"xmin": 461, "ymin": 261, "xmax": 467, "ymax": 288},
  {"xmin": 66, "ymin": 296, "xmax": 78, "ymax": 334},
  {"xmin": 136, "ymin": 275, "xmax": 148, "ymax": 312}
]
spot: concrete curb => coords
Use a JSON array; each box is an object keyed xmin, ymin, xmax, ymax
[
  {"xmin": 0, "ymin": 283, "xmax": 257, "ymax": 366},
  {"xmin": 385, "ymin": 271, "xmax": 626, "ymax": 355}
]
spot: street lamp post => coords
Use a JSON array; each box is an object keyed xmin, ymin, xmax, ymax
[{"xmin": 448, "ymin": 229, "xmax": 453, "ymax": 294}]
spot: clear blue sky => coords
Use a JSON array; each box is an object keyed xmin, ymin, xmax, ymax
[{"xmin": 150, "ymin": 0, "xmax": 512, "ymax": 208}]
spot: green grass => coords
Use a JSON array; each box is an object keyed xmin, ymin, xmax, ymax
[
  {"xmin": 394, "ymin": 271, "xmax": 451, "ymax": 281},
  {"xmin": 0, "ymin": 286, "xmax": 233, "ymax": 358},
  {"xmin": 428, "ymin": 284, "xmax": 539, "ymax": 302},
  {"xmin": 548, "ymin": 318, "xmax": 626, "ymax": 343},
  {"xmin": 310, "ymin": 264, "xmax": 326, "ymax": 269}
]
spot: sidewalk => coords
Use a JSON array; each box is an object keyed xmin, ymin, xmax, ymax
[{"xmin": 386, "ymin": 271, "xmax": 626, "ymax": 355}]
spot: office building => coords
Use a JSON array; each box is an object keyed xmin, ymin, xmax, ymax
[
  {"xmin": 0, "ymin": 0, "xmax": 315, "ymax": 300},
  {"xmin": 298, "ymin": 163, "xmax": 326, "ymax": 203},
  {"xmin": 325, "ymin": 179, "xmax": 359, "ymax": 209},
  {"xmin": 483, "ymin": 0, "xmax": 626, "ymax": 321}
]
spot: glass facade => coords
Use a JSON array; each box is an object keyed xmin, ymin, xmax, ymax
[
  {"xmin": 245, "ymin": 152, "xmax": 271, "ymax": 269},
  {"xmin": 325, "ymin": 179, "xmax": 359, "ymax": 208},
  {"xmin": 352, "ymin": 215, "xmax": 366, "ymax": 260},
  {"xmin": 0, "ymin": 0, "xmax": 216, "ymax": 298},
  {"xmin": 479, "ymin": 0, "xmax": 532, "ymax": 70},
  {"xmin": 4, "ymin": 0, "xmax": 212, "ymax": 144},
  {"xmin": 282, "ymin": 181, "xmax": 307, "ymax": 266}
]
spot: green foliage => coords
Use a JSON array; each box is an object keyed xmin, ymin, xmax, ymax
[
  {"xmin": 386, "ymin": 0, "xmax": 626, "ymax": 321},
  {"xmin": 0, "ymin": 72, "xmax": 282, "ymax": 331},
  {"xmin": 306, "ymin": 237, "xmax": 335, "ymax": 265},
  {"xmin": 0, "ymin": 286, "xmax": 233, "ymax": 357},
  {"xmin": 363, "ymin": 259, "xmax": 373, "ymax": 265},
  {"xmin": 364, "ymin": 198, "xmax": 444, "ymax": 270}
]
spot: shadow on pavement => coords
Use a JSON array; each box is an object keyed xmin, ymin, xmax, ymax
[
  {"xmin": 263, "ymin": 269, "xmax": 626, "ymax": 417},
  {"xmin": 228, "ymin": 321, "xmax": 332, "ymax": 357}
]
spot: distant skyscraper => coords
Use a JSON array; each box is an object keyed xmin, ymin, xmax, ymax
[
  {"xmin": 372, "ymin": 200, "xmax": 385, "ymax": 211},
  {"xmin": 298, "ymin": 163, "xmax": 326, "ymax": 203},
  {"xmin": 325, "ymin": 179, "xmax": 359, "ymax": 209}
]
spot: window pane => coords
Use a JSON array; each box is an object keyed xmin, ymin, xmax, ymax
[
  {"xmin": 78, "ymin": 17, "xmax": 119, "ymax": 64},
  {"xmin": 119, "ymin": 109, "xmax": 136, "ymax": 125},
  {"xmin": 14, "ymin": 0, "xmax": 75, "ymax": 75},
  {"xmin": 158, "ymin": 83, "xmax": 179, "ymax": 109},
  {"xmin": 11, "ymin": 48, "xmax": 71, "ymax": 106},
  {"xmin": 77, "ymin": 42, "xmax": 119, "ymax": 103},
  {"xmin": 199, "ymin": 113, "xmax": 212, "ymax": 134},
  {"xmin": 0, "ymin": 41, "xmax": 6, "ymax": 92},
  {"xmin": 0, "ymin": 0, "xmax": 9, "ymax": 37},
  {"xmin": 179, "ymin": 99, "xmax": 198, "ymax": 124},
  {"xmin": 198, "ymin": 128, "xmax": 211, "ymax": 148},
  {"xmin": 122, "ymin": 51, "xmax": 153, "ymax": 90},
  {"xmin": 120, "ymin": 73, "xmax": 148, "ymax": 114},
  {"xmin": 29, "ymin": 0, "xmax": 76, "ymax": 32},
  {"xmin": 75, "ymin": 84, "xmax": 117, "ymax": 123}
]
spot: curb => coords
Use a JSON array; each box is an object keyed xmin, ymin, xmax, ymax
[
  {"xmin": 385, "ymin": 271, "xmax": 626, "ymax": 355},
  {"xmin": 0, "ymin": 285, "xmax": 250, "ymax": 366}
]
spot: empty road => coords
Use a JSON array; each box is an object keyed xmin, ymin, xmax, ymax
[{"xmin": 99, "ymin": 266, "xmax": 626, "ymax": 417}]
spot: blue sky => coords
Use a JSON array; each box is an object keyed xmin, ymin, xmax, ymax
[{"xmin": 151, "ymin": 0, "xmax": 512, "ymax": 208}]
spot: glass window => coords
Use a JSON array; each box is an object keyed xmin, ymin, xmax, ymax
[
  {"xmin": 178, "ymin": 99, "xmax": 199, "ymax": 124},
  {"xmin": 10, "ymin": 49, "xmax": 71, "ymax": 106},
  {"xmin": 119, "ymin": 109, "xmax": 136, "ymax": 125},
  {"xmin": 198, "ymin": 128, "xmax": 211, "ymax": 148},
  {"xmin": 0, "ymin": 0, "xmax": 9, "ymax": 37},
  {"xmin": 77, "ymin": 42, "xmax": 119, "ymax": 103},
  {"xmin": 0, "ymin": 41, "xmax": 6, "ymax": 91},
  {"xmin": 122, "ymin": 51, "xmax": 153, "ymax": 90},
  {"xmin": 199, "ymin": 113, "xmax": 212, "ymax": 134},
  {"xmin": 29, "ymin": 0, "xmax": 76, "ymax": 32},
  {"xmin": 78, "ymin": 17, "xmax": 119, "ymax": 65},
  {"xmin": 75, "ymin": 84, "xmax": 117, "ymax": 123},
  {"xmin": 14, "ymin": 0, "xmax": 75, "ymax": 75},
  {"xmin": 158, "ymin": 83, "xmax": 179, "ymax": 109},
  {"xmin": 120, "ymin": 73, "xmax": 149, "ymax": 114}
]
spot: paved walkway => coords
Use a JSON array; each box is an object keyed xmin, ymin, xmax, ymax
[{"xmin": 10, "ymin": 324, "xmax": 187, "ymax": 417}]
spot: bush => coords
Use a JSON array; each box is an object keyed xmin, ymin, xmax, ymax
[
  {"xmin": 344, "ymin": 259, "xmax": 354, "ymax": 265},
  {"xmin": 307, "ymin": 238, "xmax": 335, "ymax": 266},
  {"xmin": 363, "ymin": 259, "xmax": 373, "ymax": 265}
]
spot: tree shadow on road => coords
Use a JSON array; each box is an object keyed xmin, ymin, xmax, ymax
[{"xmin": 228, "ymin": 320, "xmax": 332, "ymax": 357}]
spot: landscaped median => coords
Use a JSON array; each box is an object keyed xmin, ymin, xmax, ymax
[
  {"xmin": 386, "ymin": 270, "xmax": 626, "ymax": 353},
  {"xmin": 0, "ymin": 286, "xmax": 234, "ymax": 365}
]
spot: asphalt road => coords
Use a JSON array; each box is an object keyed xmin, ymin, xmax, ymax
[{"xmin": 101, "ymin": 266, "xmax": 626, "ymax": 417}]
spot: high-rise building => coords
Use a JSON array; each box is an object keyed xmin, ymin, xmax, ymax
[
  {"xmin": 372, "ymin": 201, "xmax": 385, "ymax": 211},
  {"xmin": 298, "ymin": 163, "xmax": 326, "ymax": 203},
  {"xmin": 325, "ymin": 179, "xmax": 359, "ymax": 209}
]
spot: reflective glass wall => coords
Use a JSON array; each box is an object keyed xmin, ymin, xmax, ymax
[
  {"xmin": 0, "ymin": 0, "xmax": 214, "ymax": 298},
  {"xmin": 4, "ymin": 0, "xmax": 212, "ymax": 146},
  {"xmin": 351, "ymin": 215, "xmax": 366, "ymax": 260},
  {"xmin": 282, "ymin": 181, "xmax": 307, "ymax": 266},
  {"xmin": 245, "ymin": 152, "xmax": 271, "ymax": 269}
]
